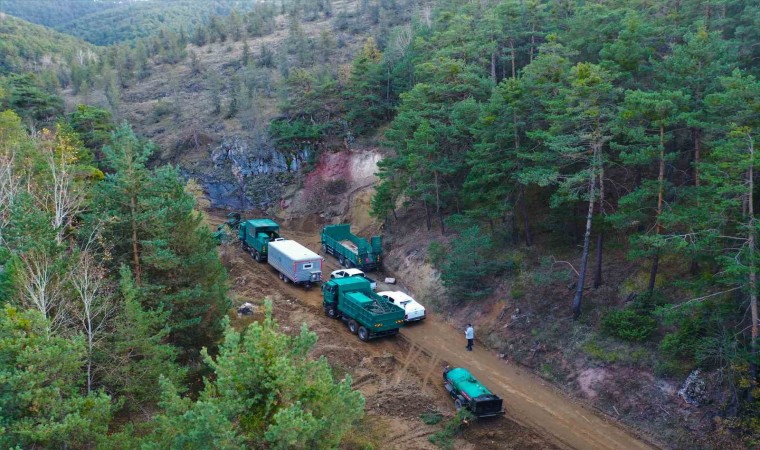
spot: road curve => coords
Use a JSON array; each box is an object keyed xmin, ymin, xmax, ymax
[{"xmin": 401, "ymin": 312, "xmax": 658, "ymax": 450}]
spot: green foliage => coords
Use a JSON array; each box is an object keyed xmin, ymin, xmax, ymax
[
  {"xmin": 427, "ymin": 241, "xmax": 447, "ymax": 267},
  {"xmin": 420, "ymin": 410, "xmax": 444, "ymax": 425},
  {"xmin": 601, "ymin": 309, "xmax": 658, "ymax": 342},
  {"xmin": 582, "ymin": 340, "xmax": 624, "ymax": 364},
  {"xmin": 438, "ymin": 216, "xmax": 511, "ymax": 300},
  {"xmin": 659, "ymin": 314, "xmax": 705, "ymax": 364},
  {"xmin": 0, "ymin": 73, "xmax": 64, "ymax": 126},
  {"xmin": 68, "ymin": 104, "xmax": 114, "ymax": 153},
  {"xmin": 0, "ymin": 14, "xmax": 92, "ymax": 75},
  {"xmin": 89, "ymin": 125, "xmax": 229, "ymax": 356},
  {"xmin": 100, "ymin": 266, "xmax": 187, "ymax": 414},
  {"xmin": 137, "ymin": 301, "xmax": 364, "ymax": 449},
  {"xmin": 428, "ymin": 409, "xmax": 474, "ymax": 450},
  {"xmin": 0, "ymin": 306, "xmax": 113, "ymax": 448}
]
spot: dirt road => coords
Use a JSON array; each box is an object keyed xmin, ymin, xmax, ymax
[
  {"xmin": 401, "ymin": 316, "xmax": 657, "ymax": 450},
  {"xmin": 215, "ymin": 216, "xmax": 657, "ymax": 449}
]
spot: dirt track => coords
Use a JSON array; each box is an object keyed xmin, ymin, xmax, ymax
[{"xmin": 217, "ymin": 217, "xmax": 658, "ymax": 449}]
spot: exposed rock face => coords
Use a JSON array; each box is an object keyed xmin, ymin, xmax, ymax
[
  {"xmin": 193, "ymin": 135, "xmax": 311, "ymax": 210},
  {"xmin": 678, "ymin": 369, "xmax": 707, "ymax": 406},
  {"xmin": 211, "ymin": 136, "xmax": 305, "ymax": 176}
]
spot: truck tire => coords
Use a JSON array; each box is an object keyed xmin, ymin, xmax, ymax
[
  {"xmin": 348, "ymin": 320, "xmax": 359, "ymax": 334},
  {"xmin": 326, "ymin": 306, "xmax": 338, "ymax": 319},
  {"xmin": 339, "ymin": 256, "xmax": 346, "ymax": 267},
  {"xmin": 253, "ymin": 249, "xmax": 260, "ymax": 261},
  {"xmin": 357, "ymin": 326, "xmax": 369, "ymax": 342},
  {"xmin": 322, "ymin": 243, "xmax": 327, "ymax": 254},
  {"xmin": 454, "ymin": 398, "xmax": 464, "ymax": 411},
  {"xmin": 347, "ymin": 259, "xmax": 355, "ymax": 269}
]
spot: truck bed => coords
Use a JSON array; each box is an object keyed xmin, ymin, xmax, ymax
[{"xmin": 341, "ymin": 291, "xmax": 404, "ymax": 331}]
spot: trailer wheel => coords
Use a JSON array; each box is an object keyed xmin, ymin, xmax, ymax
[
  {"xmin": 454, "ymin": 398, "xmax": 464, "ymax": 411},
  {"xmin": 348, "ymin": 320, "xmax": 359, "ymax": 334},
  {"xmin": 326, "ymin": 306, "xmax": 338, "ymax": 318},
  {"xmin": 357, "ymin": 326, "xmax": 369, "ymax": 341}
]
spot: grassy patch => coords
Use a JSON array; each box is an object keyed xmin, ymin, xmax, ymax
[
  {"xmin": 582, "ymin": 340, "xmax": 623, "ymax": 364},
  {"xmin": 419, "ymin": 410, "xmax": 444, "ymax": 425},
  {"xmin": 428, "ymin": 410, "xmax": 474, "ymax": 450},
  {"xmin": 341, "ymin": 415, "xmax": 388, "ymax": 450}
]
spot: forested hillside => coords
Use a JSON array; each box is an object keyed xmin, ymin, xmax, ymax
[
  {"xmin": 0, "ymin": 0, "xmax": 255, "ymax": 45},
  {"xmin": 2, "ymin": 0, "xmax": 760, "ymax": 448}
]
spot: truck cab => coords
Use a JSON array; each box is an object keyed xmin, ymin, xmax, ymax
[{"xmin": 239, "ymin": 218, "xmax": 281, "ymax": 262}]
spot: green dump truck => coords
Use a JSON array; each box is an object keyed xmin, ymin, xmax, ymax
[
  {"xmin": 443, "ymin": 367, "xmax": 505, "ymax": 418},
  {"xmin": 320, "ymin": 224, "xmax": 382, "ymax": 271},
  {"xmin": 322, "ymin": 276, "xmax": 404, "ymax": 341},
  {"xmin": 239, "ymin": 218, "xmax": 281, "ymax": 262}
]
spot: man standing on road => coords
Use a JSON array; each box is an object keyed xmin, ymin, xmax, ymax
[{"xmin": 465, "ymin": 324, "xmax": 474, "ymax": 351}]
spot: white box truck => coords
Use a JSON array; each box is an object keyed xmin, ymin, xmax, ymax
[{"xmin": 267, "ymin": 239, "xmax": 323, "ymax": 287}]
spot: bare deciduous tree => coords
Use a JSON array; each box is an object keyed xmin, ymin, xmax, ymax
[
  {"xmin": 15, "ymin": 250, "xmax": 69, "ymax": 335},
  {"xmin": 39, "ymin": 129, "xmax": 85, "ymax": 245},
  {"xmin": 0, "ymin": 149, "xmax": 20, "ymax": 245},
  {"xmin": 69, "ymin": 247, "xmax": 115, "ymax": 393}
]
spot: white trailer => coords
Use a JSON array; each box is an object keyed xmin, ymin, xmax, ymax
[{"xmin": 267, "ymin": 239, "xmax": 323, "ymax": 287}]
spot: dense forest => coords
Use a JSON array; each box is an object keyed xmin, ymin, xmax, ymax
[
  {"xmin": 0, "ymin": 0, "xmax": 256, "ymax": 45},
  {"xmin": 1, "ymin": 0, "xmax": 760, "ymax": 447}
]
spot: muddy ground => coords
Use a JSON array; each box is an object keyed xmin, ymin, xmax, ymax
[
  {"xmin": 213, "ymin": 211, "xmax": 658, "ymax": 450},
  {"xmin": 218, "ymin": 219, "xmax": 551, "ymax": 449}
]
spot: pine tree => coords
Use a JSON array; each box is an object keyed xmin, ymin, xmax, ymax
[
  {"xmin": 138, "ymin": 302, "xmax": 364, "ymax": 448},
  {"xmin": 90, "ymin": 125, "xmax": 229, "ymax": 356},
  {"xmin": 0, "ymin": 305, "xmax": 113, "ymax": 449}
]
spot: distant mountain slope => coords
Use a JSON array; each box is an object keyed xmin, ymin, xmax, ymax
[
  {"xmin": 0, "ymin": 0, "xmax": 120, "ymax": 29},
  {"xmin": 0, "ymin": 0, "xmax": 254, "ymax": 45},
  {"xmin": 0, "ymin": 12, "xmax": 94, "ymax": 75}
]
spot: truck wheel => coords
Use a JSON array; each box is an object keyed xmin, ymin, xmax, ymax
[
  {"xmin": 348, "ymin": 320, "xmax": 358, "ymax": 334},
  {"xmin": 322, "ymin": 243, "xmax": 327, "ymax": 254},
  {"xmin": 253, "ymin": 249, "xmax": 260, "ymax": 261},
  {"xmin": 326, "ymin": 306, "xmax": 338, "ymax": 318},
  {"xmin": 339, "ymin": 256, "xmax": 345, "ymax": 266},
  {"xmin": 454, "ymin": 398, "xmax": 464, "ymax": 411},
  {"xmin": 347, "ymin": 260, "xmax": 355, "ymax": 269},
  {"xmin": 357, "ymin": 326, "xmax": 369, "ymax": 341}
]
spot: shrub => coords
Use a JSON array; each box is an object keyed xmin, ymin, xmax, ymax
[
  {"xmin": 419, "ymin": 411, "xmax": 443, "ymax": 425},
  {"xmin": 601, "ymin": 309, "xmax": 657, "ymax": 342},
  {"xmin": 428, "ymin": 410, "xmax": 473, "ymax": 450},
  {"xmin": 659, "ymin": 315, "xmax": 704, "ymax": 361},
  {"xmin": 583, "ymin": 340, "xmax": 623, "ymax": 363},
  {"xmin": 427, "ymin": 241, "xmax": 446, "ymax": 267}
]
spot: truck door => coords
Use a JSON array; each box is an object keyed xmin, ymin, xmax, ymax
[{"xmin": 322, "ymin": 283, "xmax": 337, "ymax": 305}]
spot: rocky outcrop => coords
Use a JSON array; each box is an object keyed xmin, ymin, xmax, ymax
[
  {"xmin": 678, "ymin": 369, "xmax": 708, "ymax": 406},
  {"xmin": 191, "ymin": 135, "xmax": 311, "ymax": 210}
]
